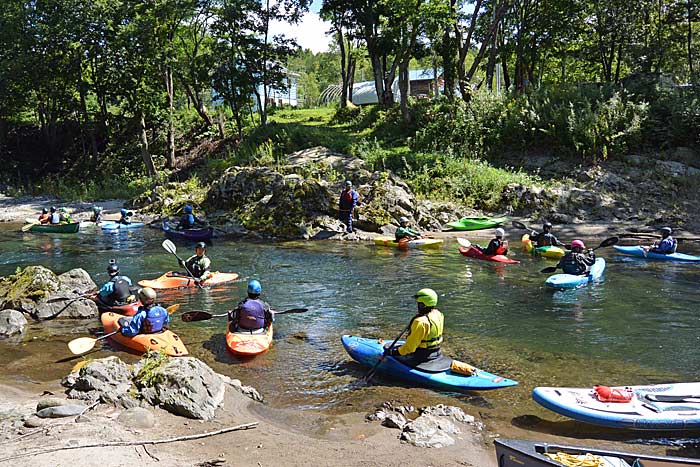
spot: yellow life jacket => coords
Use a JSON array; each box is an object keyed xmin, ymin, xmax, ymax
[{"xmin": 418, "ymin": 308, "xmax": 443, "ymax": 349}]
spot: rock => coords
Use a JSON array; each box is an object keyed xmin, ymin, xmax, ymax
[
  {"xmin": 656, "ymin": 160, "xmax": 700, "ymax": 177},
  {"xmin": 420, "ymin": 404, "xmax": 474, "ymax": 424},
  {"xmin": 62, "ymin": 356, "xmax": 133, "ymax": 404},
  {"xmin": 0, "ymin": 266, "xmax": 59, "ymax": 313},
  {"xmin": 23, "ymin": 416, "xmax": 46, "ymax": 428},
  {"xmin": 118, "ymin": 407, "xmax": 155, "ymax": 429},
  {"xmin": 57, "ymin": 269, "xmax": 97, "ymax": 295},
  {"xmin": 0, "ymin": 309, "xmax": 27, "ymax": 336},
  {"xmin": 382, "ymin": 413, "xmax": 407, "ymax": 430},
  {"xmin": 36, "ymin": 398, "xmax": 71, "ymax": 412},
  {"xmin": 36, "ymin": 404, "xmax": 86, "ymax": 418},
  {"xmin": 400, "ymin": 414, "xmax": 457, "ymax": 448},
  {"xmin": 220, "ymin": 375, "xmax": 264, "ymax": 402},
  {"xmin": 366, "ymin": 410, "xmax": 387, "ymax": 422}
]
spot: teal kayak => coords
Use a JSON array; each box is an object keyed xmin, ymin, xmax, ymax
[
  {"xmin": 446, "ymin": 217, "xmax": 507, "ymax": 231},
  {"xmin": 101, "ymin": 222, "xmax": 144, "ymax": 230},
  {"xmin": 613, "ymin": 245, "xmax": 700, "ymax": 263},
  {"xmin": 545, "ymin": 258, "xmax": 606, "ymax": 289}
]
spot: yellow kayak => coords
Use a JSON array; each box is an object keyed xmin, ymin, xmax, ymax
[
  {"xmin": 374, "ymin": 236, "xmax": 444, "ymax": 250},
  {"xmin": 522, "ymin": 234, "xmax": 565, "ymax": 259}
]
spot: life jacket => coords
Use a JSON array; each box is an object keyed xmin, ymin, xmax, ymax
[
  {"xmin": 559, "ymin": 252, "xmax": 587, "ymax": 275},
  {"xmin": 38, "ymin": 214, "xmax": 50, "ymax": 224},
  {"xmin": 108, "ymin": 276, "xmax": 132, "ymax": 304},
  {"xmin": 180, "ymin": 213, "xmax": 195, "ymax": 228},
  {"xmin": 594, "ymin": 385, "xmax": 633, "ymax": 403},
  {"xmin": 50, "ymin": 213, "xmax": 61, "ymax": 224},
  {"xmin": 339, "ymin": 190, "xmax": 355, "ymax": 210},
  {"xmin": 537, "ymin": 232, "xmax": 557, "ymax": 247},
  {"xmin": 494, "ymin": 239, "xmax": 508, "ymax": 255},
  {"xmin": 237, "ymin": 299, "xmax": 266, "ymax": 330},
  {"xmin": 140, "ymin": 304, "xmax": 168, "ymax": 333},
  {"xmin": 185, "ymin": 255, "xmax": 210, "ymax": 278},
  {"xmin": 417, "ymin": 308, "xmax": 443, "ymax": 349}
]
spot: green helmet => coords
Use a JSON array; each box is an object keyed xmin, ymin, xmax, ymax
[{"xmin": 414, "ymin": 288, "xmax": 438, "ymax": 307}]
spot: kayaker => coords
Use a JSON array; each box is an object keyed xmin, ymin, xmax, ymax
[
  {"xmin": 555, "ymin": 239, "xmax": 595, "ymax": 275},
  {"xmin": 97, "ymin": 261, "xmax": 134, "ymax": 306},
  {"xmin": 119, "ymin": 287, "xmax": 169, "ymax": 336},
  {"xmin": 118, "ymin": 208, "xmax": 133, "ymax": 225},
  {"xmin": 49, "ymin": 206, "xmax": 61, "ymax": 224},
  {"xmin": 475, "ymin": 228, "xmax": 508, "ymax": 255},
  {"xmin": 395, "ymin": 217, "xmax": 421, "ymax": 242},
  {"xmin": 530, "ymin": 221, "xmax": 566, "ymax": 248},
  {"xmin": 178, "ymin": 205, "xmax": 206, "ymax": 229},
  {"xmin": 90, "ymin": 206, "xmax": 103, "ymax": 223},
  {"xmin": 178, "ymin": 242, "xmax": 212, "ymax": 283},
  {"xmin": 645, "ymin": 227, "xmax": 677, "ymax": 255},
  {"xmin": 38, "ymin": 208, "xmax": 50, "ymax": 224},
  {"xmin": 58, "ymin": 207, "xmax": 73, "ymax": 223},
  {"xmin": 338, "ymin": 180, "xmax": 358, "ymax": 233},
  {"xmin": 228, "ymin": 280, "xmax": 274, "ymax": 333},
  {"xmin": 383, "ymin": 288, "xmax": 444, "ymax": 367}
]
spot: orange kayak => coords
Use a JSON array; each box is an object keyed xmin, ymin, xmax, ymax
[
  {"xmin": 226, "ymin": 323, "xmax": 273, "ymax": 356},
  {"xmin": 137, "ymin": 271, "xmax": 239, "ymax": 290},
  {"xmin": 100, "ymin": 312, "xmax": 188, "ymax": 357}
]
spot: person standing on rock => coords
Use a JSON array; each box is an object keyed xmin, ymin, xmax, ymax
[
  {"xmin": 338, "ymin": 180, "xmax": 358, "ymax": 233},
  {"xmin": 119, "ymin": 288, "xmax": 169, "ymax": 336},
  {"xmin": 178, "ymin": 242, "xmax": 212, "ymax": 283},
  {"xmin": 530, "ymin": 221, "xmax": 566, "ymax": 248}
]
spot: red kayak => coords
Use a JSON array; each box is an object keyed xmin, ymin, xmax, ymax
[
  {"xmin": 92, "ymin": 296, "xmax": 141, "ymax": 316},
  {"xmin": 458, "ymin": 246, "xmax": 520, "ymax": 264}
]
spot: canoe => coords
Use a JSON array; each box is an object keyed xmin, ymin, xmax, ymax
[
  {"xmin": 100, "ymin": 311, "xmax": 188, "ymax": 357},
  {"xmin": 545, "ymin": 258, "xmax": 605, "ymax": 289},
  {"xmin": 162, "ymin": 221, "xmax": 213, "ymax": 242},
  {"xmin": 28, "ymin": 222, "xmax": 80, "ymax": 234},
  {"xmin": 373, "ymin": 236, "xmax": 444, "ymax": 249},
  {"xmin": 445, "ymin": 216, "xmax": 507, "ymax": 231},
  {"xmin": 458, "ymin": 246, "xmax": 520, "ymax": 264},
  {"xmin": 522, "ymin": 234, "xmax": 566, "ymax": 259},
  {"xmin": 341, "ymin": 335, "xmax": 518, "ymax": 391},
  {"xmin": 101, "ymin": 222, "xmax": 145, "ymax": 230},
  {"xmin": 92, "ymin": 296, "xmax": 141, "ymax": 316},
  {"xmin": 532, "ymin": 381, "xmax": 700, "ymax": 430},
  {"xmin": 226, "ymin": 323, "xmax": 273, "ymax": 356},
  {"xmin": 613, "ymin": 245, "xmax": 700, "ymax": 263},
  {"xmin": 137, "ymin": 271, "xmax": 239, "ymax": 290},
  {"xmin": 494, "ymin": 438, "xmax": 700, "ymax": 467}
]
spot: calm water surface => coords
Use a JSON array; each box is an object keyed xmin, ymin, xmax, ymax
[{"xmin": 2, "ymin": 224, "xmax": 700, "ymax": 444}]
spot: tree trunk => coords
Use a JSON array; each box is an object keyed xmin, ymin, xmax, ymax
[
  {"xmin": 442, "ymin": 28, "xmax": 455, "ymax": 100},
  {"xmin": 688, "ymin": 2, "xmax": 695, "ymax": 75},
  {"xmin": 181, "ymin": 80, "xmax": 214, "ymax": 126},
  {"xmin": 217, "ymin": 108, "xmax": 226, "ymax": 139},
  {"xmin": 164, "ymin": 62, "xmax": 176, "ymax": 168},
  {"xmin": 399, "ymin": 61, "xmax": 410, "ymax": 123},
  {"xmin": 347, "ymin": 54, "xmax": 356, "ymax": 102},
  {"xmin": 138, "ymin": 111, "xmax": 157, "ymax": 176},
  {"xmin": 338, "ymin": 29, "xmax": 348, "ymax": 108}
]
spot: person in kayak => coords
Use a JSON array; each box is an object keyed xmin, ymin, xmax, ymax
[
  {"xmin": 58, "ymin": 207, "xmax": 73, "ymax": 223},
  {"xmin": 228, "ymin": 280, "xmax": 274, "ymax": 334},
  {"xmin": 530, "ymin": 221, "xmax": 566, "ymax": 248},
  {"xmin": 97, "ymin": 261, "xmax": 134, "ymax": 306},
  {"xmin": 119, "ymin": 287, "xmax": 169, "ymax": 336},
  {"xmin": 338, "ymin": 180, "xmax": 358, "ymax": 233},
  {"xmin": 117, "ymin": 208, "xmax": 133, "ymax": 225},
  {"xmin": 178, "ymin": 205, "xmax": 206, "ymax": 229},
  {"xmin": 645, "ymin": 227, "xmax": 677, "ymax": 255},
  {"xmin": 90, "ymin": 206, "xmax": 103, "ymax": 223},
  {"xmin": 38, "ymin": 208, "xmax": 50, "ymax": 224},
  {"xmin": 555, "ymin": 239, "xmax": 595, "ymax": 275},
  {"xmin": 475, "ymin": 228, "xmax": 508, "ymax": 255},
  {"xmin": 178, "ymin": 242, "xmax": 212, "ymax": 283},
  {"xmin": 395, "ymin": 216, "xmax": 421, "ymax": 242},
  {"xmin": 383, "ymin": 288, "xmax": 444, "ymax": 367},
  {"xmin": 49, "ymin": 206, "xmax": 61, "ymax": 224}
]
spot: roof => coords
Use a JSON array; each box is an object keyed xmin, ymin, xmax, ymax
[
  {"xmin": 409, "ymin": 68, "xmax": 442, "ymax": 81},
  {"xmin": 350, "ymin": 69, "xmax": 442, "ymax": 105}
]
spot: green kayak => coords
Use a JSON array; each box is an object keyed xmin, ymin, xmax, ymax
[
  {"xmin": 446, "ymin": 217, "xmax": 507, "ymax": 231},
  {"xmin": 28, "ymin": 222, "xmax": 80, "ymax": 233}
]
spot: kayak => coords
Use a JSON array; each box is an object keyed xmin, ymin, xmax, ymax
[
  {"xmin": 137, "ymin": 271, "xmax": 239, "ymax": 290},
  {"xmin": 100, "ymin": 311, "xmax": 188, "ymax": 357},
  {"xmin": 162, "ymin": 221, "xmax": 213, "ymax": 242},
  {"xmin": 532, "ymin": 381, "xmax": 700, "ymax": 430},
  {"xmin": 446, "ymin": 216, "xmax": 507, "ymax": 231},
  {"xmin": 613, "ymin": 245, "xmax": 700, "ymax": 263},
  {"xmin": 374, "ymin": 236, "xmax": 443, "ymax": 249},
  {"xmin": 27, "ymin": 222, "xmax": 80, "ymax": 234},
  {"xmin": 226, "ymin": 324, "xmax": 273, "ymax": 356},
  {"xmin": 79, "ymin": 221, "xmax": 107, "ymax": 230},
  {"xmin": 92, "ymin": 296, "xmax": 141, "ymax": 316},
  {"xmin": 522, "ymin": 234, "xmax": 566, "ymax": 259},
  {"xmin": 545, "ymin": 258, "xmax": 605, "ymax": 289},
  {"xmin": 101, "ymin": 222, "xmax": 145, "ymax": 230},
  {"xmin": 458, "ymin": 246, "xmax": 520, "ymax": 264},
  {"xmin": 494, "ymin": 438, "xmax": 700, "ymax": 467},
  {"xmin": 341, "ymin": 335, "xmax": 518, "ymax": 391}
]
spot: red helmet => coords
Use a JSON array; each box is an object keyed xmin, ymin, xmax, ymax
[{"xmin": 571, "ymin": 239, "xmax": 585, "ymax": 249}]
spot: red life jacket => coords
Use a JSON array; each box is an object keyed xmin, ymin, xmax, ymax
[
  {"xmin": 495, "ymin": 240, "xmax": 508, "ymax": 255},
  {"xmin": 594, "ymin": 385, "xmax": 633, "ymax": 403}
]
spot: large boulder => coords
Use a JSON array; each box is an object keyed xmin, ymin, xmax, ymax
[
  {"xmin": 62, "ymin": 356, "xmax": 135, "ymax": 406},
  {"xmin": 0, "ymin": 309, "xmax": 27, "ymax": 337}
]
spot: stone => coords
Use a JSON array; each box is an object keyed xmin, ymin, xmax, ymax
[
  {"xmin": 220, "ymin": 375, "xmax": 264, "ymax": 402},
  {"xmin": 62, "ymin": 356, "xmax": 133, "ymax": 404},
  {"xmin": 420, "ymin": 404, "xmax": 474, "ymax": 424},
  {"xmin": 382, "ymin": 413, "xmax": 407, "ymax": 430},
  {"xmin": 366, "ymin": 410, "xmax": 387, "ymax": 422},
  {"xmin": 0, "ymin": 310, "xmax": 27, "ymax": 336},
  {"xmin": 36, "ymin": 404, "xmax": 86, "ymax": 418},
  {"xmin": 57, "ymin": 269, "xmax": 97, "ymax": 295},
  {"xmin": 400, "ymin": 414, "xmax": 457, "ymax": 448},
  {"xmin": 23, "ymin": 416, "xmax": 46, "ymax": 428},
  {"xmin": 36, "ymin": 398, "xmax": 71, "ymax": 412},
  {"xmin": 118, "ymin": 407, "xmax": 156, "ymax": 429},
  {"xmin": 0, "ymin": 266, "xmax": 59, "ymax": 313},
  {"xmin": 656, "ymin": 160, "xmax": 700, "ymax": 177}
]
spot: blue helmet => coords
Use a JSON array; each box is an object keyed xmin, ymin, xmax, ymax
[
  {"xmin": 184, "ymin": 205, "xmax": 193, "ymax": 214},
  {"xmin": 247, "ymin": 280, "xmax": 262, "ymax": 295},
  {"xmin": 120, "ymin": 208, "xmax": 128, "ymax": 216}
]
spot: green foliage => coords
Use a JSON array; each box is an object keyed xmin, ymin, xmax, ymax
[{"xmin": 135, "ymin": 350, "xmax": 170, "ymax": 387}]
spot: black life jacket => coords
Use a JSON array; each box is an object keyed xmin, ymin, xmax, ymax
[
  {"xmin": 108, "ymin": 277, "xmax": 132, "ymax": 304},
  {"xmin": 560, "ymin": 253, "xmax": 588, "ymax": 275}
]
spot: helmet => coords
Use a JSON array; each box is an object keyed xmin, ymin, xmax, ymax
[
  {"xmin": 59, "ymin": 207, "xmax": 67, "ymax": 212},
  {"xmin": 345, "ymin": 180, "xmax": 352, "ymax": 187},
  {"xmin": 42, "ymin": 208, "xmax": 48, "ymax": 214},
  {"xmin": 399, "ymin": 216, "xmax": 409, "ymax": 225},
  {"xmin": 247, "ymin": 280, "xmax": 262, "ymax": 295},
  {"xmin": 120, "ymin": 208, "xmax": 128, "ymax": 216},
  {"xmin": 495, "ymin": 228, "xmax": 505, "ymax": 237},
  {"xmin": 414, "ymin": 288, "xmax": 438, "ymax": 307},
  {"xmin": 138, "ymin": 287, "xmax": 157, "ymax": 304},
  {"xmin": 184, "ymin": 205, "xmax": 193, "ymax": 214},
  {"xmin": 92, "ymin": 205, "xmax": 99, "ymax": 212},
  {"xmin": 50, "ymin": 206, "xmax": 56, "ymax": 213},
  {"xmin": 195, "ymin": 242, "xmax": 207, "ymax": 250},
  {"xmin": 543, "ymin": 221, "xmax": 553, "ymax": 230},
  {"xmin": 660, "ymin": 227, "xmax": 672, "ymax": 235},
  {"xmin": 571, "ymin": 239, "xmax": 585, "ymax": 249},
  {"xmin": 107, "ymin": 263, "xmax": 119, "ymax": 275}
]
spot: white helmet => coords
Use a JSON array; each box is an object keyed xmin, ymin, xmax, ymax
[
  {"xmin": 399, "ymin": 216, "xmax": 409, "ymax": 225},
  {"xmin": 495, "ymin": 228, "xmax": 505, "ymax": 237}
]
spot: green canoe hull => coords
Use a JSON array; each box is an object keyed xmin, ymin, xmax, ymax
[
  {"xmin": 28, "ymin": 222, "xmax": 80, "ymax": 233},
  {"xmin": 446, "ymin": 217, "xmax": 507, "ymax": 231}
]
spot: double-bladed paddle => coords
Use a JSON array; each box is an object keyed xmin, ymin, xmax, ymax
[
  {"xmin": 362, "ymin": 322, "xmax": 412, "ymax": 384},
  {"xmin": 540, "ymin": 236, "xmax": 619, "ymax": 273},
  {"xmin": 512, "ymin": 220, "xmax": 534, "ymax": 231},
  {"xmin": 456, "ymin": 237, "xmax": 472, "ymax": 248},
  {"xmin": 161, "ymin": 239, "xmax": 205, "ymax": 290},
  {"xmin": 180, "ymin": 308, "xmax": 308, "ymax": 322},
  {"xmin": 67, "ymin": 304, "xmax": 180, "ymax": 355}
]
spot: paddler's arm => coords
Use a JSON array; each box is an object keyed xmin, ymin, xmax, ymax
[
  {"xmin": 120, "ymin": 311, "xmax": 145, "ymax": 337},
  {"xmin": 396, "ymin": 318, "xmax": 428, "ymax": 356}
]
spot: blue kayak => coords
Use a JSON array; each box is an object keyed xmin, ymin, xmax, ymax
[
  {"xmin": 341, "ymin": 335, "xmax": 518, "ymax": 391},
  {"xmin": 101, "ymin": 222, "xmax": 145, "ymax": 230},
  {"xmin": 545, "ymin": 258, "xmax": 605, "ymax": 289},
  {"xmin": 613, "ymin": 245, "xmax": 700, "ymax": 263}
]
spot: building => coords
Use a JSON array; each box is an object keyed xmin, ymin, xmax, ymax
[
  {"xmin": 257, "ymin": 70, "xmax": 300, "ymax": 110},
  {"xmin": 350, "ymin": 68, "xmax": 443, "ymax": 105}
]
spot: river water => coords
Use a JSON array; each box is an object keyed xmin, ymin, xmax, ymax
[{"xmin": 2, "ymin": 224, "xmax": 700, "ymax": 445}]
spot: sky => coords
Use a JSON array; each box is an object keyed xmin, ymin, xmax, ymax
[{"xmin": 268, "ymin": 0, "xmax": 333, "ymax": 54}]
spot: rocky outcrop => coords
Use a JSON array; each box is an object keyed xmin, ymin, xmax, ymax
[
  {"xmin": 62, "ymin": 356, "xmax": 134, "ymax": 405},
  {"xmin": 0, "ymin": 266, "xmax": 97, "ymax": 320},
  {"xmin": 0, "ymin": 309, "xmax": 27, "ymax": 336}
]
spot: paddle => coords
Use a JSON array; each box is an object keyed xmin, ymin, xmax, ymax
[
  {"xmin": 363, "ymin": 322, "xmax": 412, "ymax": 384},
  {"xmin": 161, "ymin": 239, "xmax": 205, "ymax": 290},
  {"xmin": 512, "ymin": 220, "xmax": 533, "ymax": 231},
  {"xmin": 67, "ymin": 304, "xmax": 180, "ymax": 355},
  {"xmin": 540, "ymin": 236, "xmax": 619, "ymax": 273},
  {"xmin": 456, "ymin": 237, "xmax": 472, "ymax": 248},
  {"xmin": 181, "ymin": 308, "xmax": 308, "ymax": 322},
  {"xmin": 22, "ymin": 221, "xmax": 38, "ymax": 232}
]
